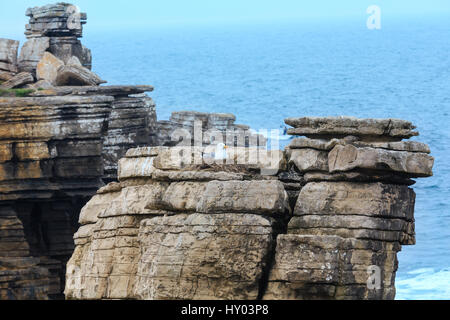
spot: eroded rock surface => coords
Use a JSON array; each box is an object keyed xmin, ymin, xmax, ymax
[
  {"xmin": 263, "ymin": 116, "xmax": 433, "ymax": 300},
  {"xmin": 156, "ymin": 111, "xmax": 267, "ymax": 147},
  {"xmin": 66, "ymin": 116, "xmax": 433, "ymax": 300},
  {"xmin": 65, "ymin": 147, "xmax": 290, "ymax": 300},
  {"xmin": 0, "ymin": 3, "xmax": 157, "ymax": 300}
]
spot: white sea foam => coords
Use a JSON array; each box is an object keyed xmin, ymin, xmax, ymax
[{"xmin": 396, "ymin": 268, "xmax": 450, "ymax": 300}]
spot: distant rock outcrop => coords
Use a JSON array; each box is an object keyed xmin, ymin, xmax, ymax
[
  {"xmin": 65, "ymin": 116, "xmax": 434, "ymax": 300},
  {"xmin": 156, "ymin": 111, "xmax": 267, "ymax": 147}
]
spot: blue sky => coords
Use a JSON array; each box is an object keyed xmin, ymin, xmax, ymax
[{"xmin": 1, "ymin": 0, "xmax": 450, "ymax": 38}]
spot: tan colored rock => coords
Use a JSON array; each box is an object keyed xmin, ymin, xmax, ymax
[
  {"xmin": 65, "ymin": 213, "xmax": 274, "ymax": 300},
  {"xmin": 24, "ymin": 79, "xmax": 54, "ymax": 90},
  {"xmin": 287, "ymin": 225, "xmax": 415, "ymax": 245},
  {"xmin": 288, "ymin": 137, "xmax": 342, "ymax": 150},
  {"xmin": 197, "ymin": 180, "xmax": 290, "ymax": 216},
  {"xmin": 328, "ymin": 144, "xmax": 434, "ymax": 177},
  {"xmin": 0, "ymin": 38, "xmax": 19, "ymax": 73},
  {"xmin": 65, "ymin": 215, "xmax": 142, "ymax": 300},
  {"xmin": 118, "ymin": 156, "xmax": 156, "ymax": 180},
  {"xmin": 151, "ymin": 169, "xmax": 245, "ymax": 182},
  {"xmin": 285, "ymin": 116, "xmax": 418, "ymax": 140},
  {"xmin": 0, "ymin": 72, "xmax": 34, "ymax": 89},
  {"xmin": 18, "ymin": 37, "xmax": 50, "ymax": 74},
  {"xmin": 55, "ymin": 64, "xmax": 106, "ymax": 86},
  {"xmin": 287, "ymin": 148, "xmax": 329, "ymax": 172},
  {"xmin": 153, "ymin": 147, "xmax": 204, "ymax": 170},
  {"xmin": 66, "ymin": 56, "xmax": 82, "ymax": 66},
  {"xmin": 36, "ymin": 52, "xmax": 64, "ymax": 84},
  {"xmin": 264, "ymin": 235, "xmax": 399, "ymax": 300},
  {"xmin": 134, "ymin": 214, "xmax": 274, "ymax": 300},
  {"xmin": 0, "ymin": 71, "xmax": 15, "ymax": 81},
  {"xmin": 294, "ymin": 182, "xmax": 415, "ymax": 220},
  {"xmin": 303, "ymin": 171, "xmax": 416, "ymax": 186},
  {"xmin": 161, "ymin": 182, "xmax": 206, "ymax": 211}
]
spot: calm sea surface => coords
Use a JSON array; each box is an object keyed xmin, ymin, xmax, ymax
[{"xmin": 79, "ymin": 17, "xmax": 449, "ymax": 299}]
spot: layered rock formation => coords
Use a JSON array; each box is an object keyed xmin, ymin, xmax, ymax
[
  {"xmin": 66, "ymin": 117, "xmax": 433, "ymax": 300},
  {"xmin": 1, "ymin": 3, "xmax": 100, "ymax": 90},
  {"xmin": 0, "ymin": 4, "xmax": 157, "ymax": 300},
  {"xmin": 156, "ymin": 111, "xmax": 267, "ymax": 147},
  {"xmin": 65, "ymin": 146, "xmax": 288, "ymax": 299},
  {"xmin": 265, "ymin": 116, "xmax": 433, "ymax": 299}
]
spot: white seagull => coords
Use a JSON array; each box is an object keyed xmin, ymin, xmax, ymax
[{"xmin": 214, "ymin": 143, "xmax": 228, "ymax": 160}]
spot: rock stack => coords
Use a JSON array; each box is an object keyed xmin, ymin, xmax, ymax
[
  {"xmin": 265, "ymin": 116, "xmax": 434, "ymax": 299},
  {"xmin": 156, "ymin": 111, "xmax": 266, "ymax": 147},
  {"xmin": 1, "ymin": 3, "xmax": 101, "ymax": 90},
  {"xmin": 0, "ymin": 206, "xmax": 51, "ymax": 300},
  {"xmin": 65, "ymin": 146, "xmax": 288, "ymax": 299},
  {"xmin": 23, "ymin": 3, "xmax": 91, "ymax": 70},
  {"xmin": 65, "ymin": 116, "xmax": 433, "ymax": 300}
]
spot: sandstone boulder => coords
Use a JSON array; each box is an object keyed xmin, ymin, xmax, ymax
[
  {"xmin": 328, "ymin": 144, "xmax": 434, "ymax": 177},
  {"xmin": 18, "ymin": 38, "xmax": 50, "ymax": 74},
  {"xmin": 36, "ymin": 52, "xmax": 64, "ymax": 84},
  {"xmin": 55, "ymin": 64, "xmax": 106, "ymax": 86}
]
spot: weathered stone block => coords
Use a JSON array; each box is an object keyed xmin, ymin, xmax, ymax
[
  {"xmin": 197, "ymin": 180, "xmax": 290, "ymax": 216},
  {"xmin": 328, "ymin": 144, "xmax": 434, "ymax": 177}
]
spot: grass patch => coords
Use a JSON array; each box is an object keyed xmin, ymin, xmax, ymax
[{"xmin": 0, "ymin": 88, "xmax": 35, "ymax": 97}]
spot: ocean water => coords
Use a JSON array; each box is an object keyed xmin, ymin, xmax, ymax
[{"xmin": 82, "ymin": 17, "xmax": 449, "ymax": 299}]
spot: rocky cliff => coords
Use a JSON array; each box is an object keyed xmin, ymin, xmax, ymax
[
  {"xmin": 156, "ymin": 111, "xmax": 267, "ymax": 147},
  {"xmin": 0, "ymin": 3, "xmax": 157, "ymax": 299},
  {"xmin": 0, "ymin": 3, "xmax": 268, "ymax": 300},
  {"xmin": 65, "ymin": 116, "xmax": 433, "ymax": 300}
]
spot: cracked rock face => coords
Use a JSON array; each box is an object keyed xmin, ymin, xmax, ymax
[
  {"xmin": 261, "ymin": 116, "xmax": 433, "ymax": 300},
  {"xmin": 66, "ymin": 118, "xmax": 433, "ymax": 300},
  {"xmin": 0, "ymin": 85, "xmax": 157, "ymax": 299},
  {"xmin": 65, "ymin": 147, "xmax": 290, "ymax": 300}
]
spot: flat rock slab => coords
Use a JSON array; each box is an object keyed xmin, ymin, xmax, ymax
[
  {"xmin": 197, "ymin": 180, "xmax": 290, "ymax": 216},
  {"xmin": 55, "ymin": 64, "xmax": 106, "ymax": 86},
  {"xmin": 288, "ymin": 137, "xmax": 430, "ymax": 154},
  {"xmin": 29, "ymin": 85, "xmax": 154, "ymax": 97},
  {"xmin": 0, "ymin": 71, "xmax": 15, "ymax": 81},
  {"xmin": 36, "ymin": 52, "xmax": 64, "ymax": 84},
  {"xmin": 328, "ymin": 144, "xmax": 434, "ymax": 177},
  {"xmin": 285, "ymin": 116, "xmax": 418, "ymax": 140},
  {"xmin": 0, "ymin": 72, "xmax": 34, "ymax": 89},
  {"xmin": 294, "ymin": 182, "xmax": 415, "ymax": 220}
]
